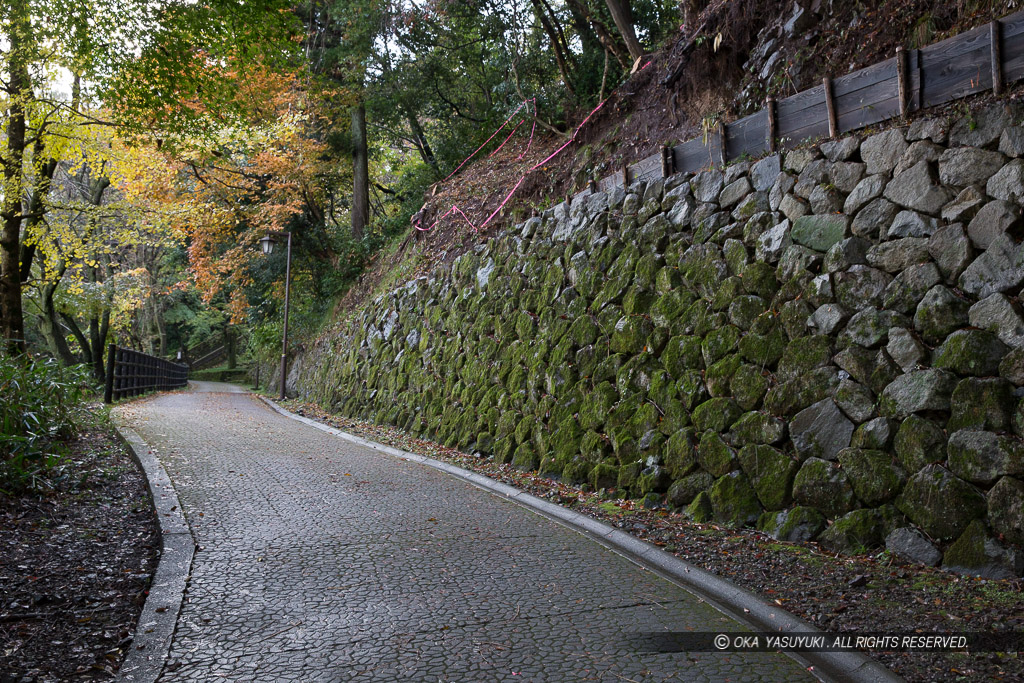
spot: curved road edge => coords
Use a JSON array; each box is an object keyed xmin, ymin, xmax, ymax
[
  {"xmin": 259, "ymin": 395, "xmax": 903, "ymax": 683},
  {"xmin": 112, "ymin": 421, "xmax": 196, "ymax": 683}
]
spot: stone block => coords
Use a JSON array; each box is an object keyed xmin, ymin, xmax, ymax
[
  {"xmin": 896, "ymin": 465, "xmax": 986, "ymax": 540},
  {"xmin": 790, "ymin": 398, "xmax": 853, "ymax": 461}
]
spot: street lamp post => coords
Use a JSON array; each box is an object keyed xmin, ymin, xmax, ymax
[{"xmin": 260, "ymin": 231, "xmax": 292, "ymax": 400}]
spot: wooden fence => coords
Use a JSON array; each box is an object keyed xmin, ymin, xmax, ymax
[
  {"xmin": 104, "ymin": 345, "xmax": 189, "ymax": 403},
  {"xmin": 596, "ymin": 10, "xmax": 1024, "ymax": 193}
]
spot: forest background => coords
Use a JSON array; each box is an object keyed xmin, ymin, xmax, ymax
[{"xmin": 0, "ymin": 0, "xmax": 687, "ymax": 377}]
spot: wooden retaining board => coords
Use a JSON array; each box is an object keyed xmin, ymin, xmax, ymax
[
  {"xmin": 777, "ymin": 82, "xmax": 831, "ymax": 149},
  {"xmin": 630, "ymin": 152, "xmax": 664, "ymax": 184},
  {"xmin": 833, "ymin": 57, "xmax": 900, "ymax": 134},
  {"xmin": 1002, "ymin": 11, "xmax": 1024, "ymax": 81},
  {"xmin": 586, "ymin": 9, "xmax": 1024, "ymax": 197},
  {"xmin": 919, "ymin": 22, "xmax": 992, "ymax": 107},
  {"xmin": 726, "ymin": 109, "xmax": 770, "ymax": 161},
  {"xmin": 673, "ymin": 136, "xmax": 715, "ymax": 176}
]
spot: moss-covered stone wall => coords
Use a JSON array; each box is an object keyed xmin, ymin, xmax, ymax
[{"xmin": 293, "ymin": 104, "xmax": 1024, "ymax": 578}]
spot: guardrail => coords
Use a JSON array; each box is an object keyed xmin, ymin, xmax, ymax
[{"xmin": 103, "ymin": 345, "xmax": 189, "ymax": 403}]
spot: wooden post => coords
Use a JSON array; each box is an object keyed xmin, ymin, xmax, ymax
[
  {"xmin": 896, "ymin": 47, "xmax": 908, "ymax": 118},
  {"xmin": 104, "ymin": 344, "xmax": 116, "ymax": 403},
  {"xmin": 661, "ymin": 145, "xmax": 674, "ymax": 177},
  {"xmin": 991, "ymin": 20, "xmax": 1004, "ymax": 96},
  {"xmin": 823, "ymin": 77, "xmax": 838, "ymax": 138},
  {"xmin": 765, "ymin": 97, "xmax": 777, "ymax": 153},
  {"xmin": 621, "ymin": 165, "xmax": 630, "ymax": 189},
  {"xmin": 588, "ymin": 178, "xmax": 598, "ymax": 194},
  {"xmin": 716, "ymin": 122, "xmax": 727, "ymax": 167}
]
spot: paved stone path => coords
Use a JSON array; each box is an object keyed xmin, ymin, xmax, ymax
[{"xmin": 118, "ymin": 383, "xmax": 815, "ymax": 682}]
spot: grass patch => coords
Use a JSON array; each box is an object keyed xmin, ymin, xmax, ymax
[{"xmin": 598, "ymin": 501, "xmax": 637, "ymax": 516}]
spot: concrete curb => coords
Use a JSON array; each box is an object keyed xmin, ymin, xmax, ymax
[
  {"xmin": 112, "ymin": 422, "xmax": 195, "ymax": 683},
  {"xmin": 258, "ymin": 396, "xmax": 902, "ymax": 683}
]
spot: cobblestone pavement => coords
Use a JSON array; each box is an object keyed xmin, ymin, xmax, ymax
[{"xmin": 119, "ymin": 384, "xmax": 815, "ymax": 682}]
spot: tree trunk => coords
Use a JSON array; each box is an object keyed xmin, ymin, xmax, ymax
[
  {"xmin": 94, "ymin": 308, "xmax": 109, "ymax": 381},
  {"xmin": 37, "ymin": 284, "xmax": 78, "ymax": 366},
  {"xmin": 404, "ymin": 106, "xmax": 438, "ymax": 173},
  {"xmin": 154, "ymin": 302, "xmax": 167, "ymax": 356},
  {"xmin": 60, "ymin": 312, "xmax": 91, "ymax": 362},
  {"xmin": 531, "ymin": 0, "xmax": 577, "ymax": 97},
  {"xmin": 351, "ymin": 102, "xmax": 369, "ymax": 240},
  {"xmin": 564, "ymin": 0, "xmax": 631, "ymax": 70},
  {"xmin": 603, "ymin": 0, "xmax": 643, "ymax": 63},
  {"xmin": 19, "ymin": 157, "xmax": 57, "ymax": 283},
  {"xmin": 0, "ymin": 2, "xmax": 31, "ymax": 354}
]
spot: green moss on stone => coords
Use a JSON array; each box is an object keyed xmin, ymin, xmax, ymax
[
  {"xmin": 948, "ymin": 378, "xmax": 1015, "ymax": 432},
  {"xmin": 757, "ymin": 506, "xmax": 826, "ymax": 542},
  {"xmin": 731, "ymin": 365, "xmax": 771, "ymax": 411},
  {"xmin": 893, "ymin": 415, "xmax": 946, "ymax": 473},
  {"xmin": 579, "ymin": 430, "xmax": 612, "ymax": 463},
  {"xmin": 662, "ymin": 335, "xmax": 704, "ymax": 374},
  {"xmin": 623, "ymin": 287, "xmax": 656, "ymax": 315},
  {"xmin": 549, "ymin": 416, "xmax": 584, "ymax": 464},
  {"xmin": 837, "ymin": 448, "xmax": 907, "ymax": 506},
  {"xmin": 763, "ymin": 367, "xmax": 840, "ymax": 417},
  {"xmin": 692, "ymin": 397, "xmax": 742, "ymax": 433},
  {"xmin": 702, "ymin": 325, "xmax": 741, "ymax": 365},
  {"xmin": 492, "ymin": 438, "xmax": 515, "ymax": 464},
  {"xmin": 709, "ymin": 472, "xmax": 763, "ymax": 527},
  {"xmin": 778, "ymin": 299, "xmax": 813, "ymax": 340},
  {"xmin": 568, "ymin": 315, "xmax": 600, "ymax": 347},
  {"xmin": 667, "ymin": 471, "xmax": 713, "ymax": 507},
  {"xmin": 626, "ymin": 402, "xmax": 661, "ymax": 440},
  {"xmin": 589, "ymin": 462, "xmax": 619, "ymax": 490},
  {"xmin": 561, "ymin": 457, "xmax": 590, "ymax": 484},
  {"xmin": 934, "ymin": 330, "xmax": 1009, "ymax": 376},
  {"xmin": 728, "ymin": 295, "xmax": 767, "ymax": 331},
  {"xmin": 593, "ymin": 354, "xmax": 625, "ymax": 384},
  {"xmin": 792, "ymin": 457, "xmax": 858, "ymax": 518},
  {"xmin": 730, "ymin": 411, "xmax": 786, "ymax": 445},
  {"xmin": 686, "ymin": 490, "xmax": 715, "ymax": 522},
  {"xmin": 617, "ymin": 460, "xmax": 642, "ymax": 491},
  {"xmin": 738, "ymin": 327, "xmax": 786, "ymax": 367},
  {"xmin": 723, "ymin": 238, "xmax": 750, "ymax": 275},
  {"xmin": 638, "ymin": 465, "xmax": 672, "ymax": 495},
  {"xmin": 512, "ymin": 442, "xmax": 539, "ymax": 471},
  {"xmin": 710, "ymin": 277, "xmax": 743, "ymax": 312},
  {"xmin": 741, "ymin": 262, "xmax": 780, "ymax": 299},
  {"xmin": 677, "ymin": 370, "xmax": 709, "ymax": 411},
  {"xmin": 698, "ymin": 431, "xmax": 738, "ymax": 477},
  {"xmin": 706, "ymin": 354, "xmax": 742, "ymax": 397},
  {"xmin": 664, "ymin": 428, "xmax": 698, "ymax": 478},
  {"xmin": 818, "ymin": 509, "xmax": 884, "ymax": 554},
  {"xmin": 575, "ymin": 345, "xmax": 602, "ymax": 379},
  {"xmin": 646, "ymin": 328, "xmax": 670, "ymax": 356},
  {"xmin": 651, "ymin": 290, "xmax": 693, "ymax": 328},
  {"xmin": 655, "ymin": 266, "xmax": 683, "ymax": 294},
  {"xmin": 737, "ymin": 444, "xmax": 797, "ymax": 510},
  {"xmin": 590, "ymin": 274, "xmax": 631, "ymax": 313},
  {"xmin": 777, "ymin": 336, "xmax": 833, "ymax": 383},
  {"xmin": 610, "ymin": 316, "xmax": 654, "ymax": 354},
  {"xmin": 679, "ymin": 300, "xmax": 722, "ymax": 337},
  {"xmin": 615, "ymin": 355, "xmax": 660, "ymax": 397},
  {"xmin": 896, "ymin": 464, "xmax": 987, "ymax": 540}
]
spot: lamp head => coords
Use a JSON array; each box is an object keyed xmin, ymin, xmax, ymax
[{"xmin": 259, "ymin": 234, "xmax": 277, "ymax": 255}]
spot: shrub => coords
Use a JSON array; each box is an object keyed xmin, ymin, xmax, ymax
[{"xmin": 0, "ymin": 355, "xmax": 93, "ymax": 494}]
